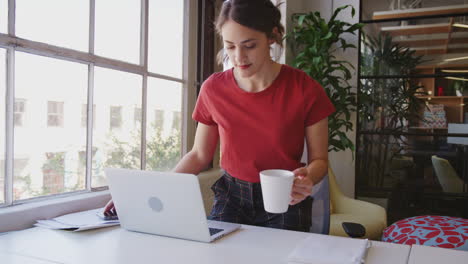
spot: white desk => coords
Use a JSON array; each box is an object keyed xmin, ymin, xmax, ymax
[
  {"xmin": 0, "ymin": 252, "xmax": 56, "ymax": 264},
  {"xmin": 0, "ymin": 225, "xmax": 410, "ymax": 264},
  {"xmin": 408, "ymin": 244, "xmax": 468, "ymax": 264}
]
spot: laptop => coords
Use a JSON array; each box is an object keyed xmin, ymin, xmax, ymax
[{"xmin": 104, "ymin": 168, "xmax": 241, "ymax": 243}]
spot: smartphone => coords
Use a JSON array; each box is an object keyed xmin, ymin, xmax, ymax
[{"xmin": 96, "ymin": 211, "xmax": 119, "ymax": 221}]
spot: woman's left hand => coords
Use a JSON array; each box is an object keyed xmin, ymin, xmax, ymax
[{"xmin": 290, "ymin": 167, "xmax": 314, "ymax": 205}]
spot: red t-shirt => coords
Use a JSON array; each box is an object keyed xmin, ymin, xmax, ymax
[{"xmin": 192, "ymin": 64, "xmax": 335, "ymax": 182}]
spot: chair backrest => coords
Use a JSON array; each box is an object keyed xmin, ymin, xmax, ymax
[
  {"xmin": 431, "ymin": 155, "xmax": 464, "ymax": 193},
  {"xmin": 309, "ymin": 174, "xmax": 330, "ymax": 234}
]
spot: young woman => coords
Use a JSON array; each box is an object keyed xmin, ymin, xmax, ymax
[{"xmin": 106, "ymin": 0, "xmax": 334, "ymax": 232}]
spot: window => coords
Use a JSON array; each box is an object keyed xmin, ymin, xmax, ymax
[
  {"xmin": 16, "ymin": 0, "xmax": 89, "ymax": 51},
  {"xmin": 14, "ymin": 99, "xmax": 26, "ymax": 127},
  {"xmin": 42, "ymin": 152, "xmax": 65, "ymax": 195},
  {"xmin": 172, "ymin": 111, "xmax": 181, "ymax": 131},
  {"xmin": 81, "ymin": 104, "xmax": 96, "ymax": 128},
  {"xmin": 146, "ymin": 78, "xmax": 182, "ymax": 171},
  {"xmin": 95, "ymin": 0, "xmax": 140, "ymax": 64},
  {"xmin": 148, "ymin": 0, "xmax": 184, "ymax": 78},
  {"xmin": 0, "ymin": 2, "xmax": 189, "ymax": 205},
  {"xmin": 0, "ymin": 0, "xmax": 6, "ymax": 33},
  {"xmin": 109, "ymin": 106, "xmax": 122, "ymax": 130},
  {"xmin": 134, "ymin": 107, "xmax": 142, "ymax": 127},
  {"xmin": 154, "ymin": 109, "xmax": 164, "ymax": 131},
  {"xmin": 47, "ymin": 101, "xmax": 64, "ymax": 127},
  {"xmin": 93, "ymin": 67, "xmax": 142, "ymax": 188},
  {"xmin": 14, "ymin": 53, "xmax": 87, "ymax": 200},
  {"xmin": 0, "ymin": 48, "xmax": 5, "ymax": 203}
]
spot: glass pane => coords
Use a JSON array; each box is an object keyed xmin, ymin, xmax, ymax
[
  {"xmin": 0, "ymin": 49, "xmax": 6, "ymax": 203},
  {"xmin": 148, "ymin": 0, "xmax": 184, "ymax": 78},
  {"xmin": 361, "ymin": 0, "xmax": 468, "ymax": 21},
  {"xmin": 95, "ymin": 0, "xmax": 140, "ymax": 64},
  {"xmin": 16, "ymin": 0, "xmax": 89, "ymax": 51},
  {"xmin": 92, "ymin": 67, "xmax": 142, "ymax": 188},
  {"xmin": 357, "ymin": 133, "xmax": 468, "ymax": 222},
  {"xmin": 360, "ymin": 16, "xmax": 468, "ymax": 77},
  {"xmin": 146, "ymin": 78, "xmax": 182, "ymax": 170},
  {"xmin": 14, "ymin": 52, "xmax": 88, "ymax": 200},
  {"xmin": 0, "ymin": 0, "xmax": 7, "ymax": 33}
]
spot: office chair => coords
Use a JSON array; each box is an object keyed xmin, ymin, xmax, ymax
[
  {"xmin": 311, "ymin": 168, "xmax": 387, "ymax": 240},
  {"xmin": 431, "ymin": 155, "xmax": 464, "ymax": 193}
]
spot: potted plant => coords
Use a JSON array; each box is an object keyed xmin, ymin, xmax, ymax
[{"xmin": 286, "ymin": 5, "xmax": 363, "ymax": 154}]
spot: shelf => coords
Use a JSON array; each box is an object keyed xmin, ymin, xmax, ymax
[
  {"xmin": 417, "ymin": 96, "xmax": 468, "ymax": 99},
  {"xmin": 409, "ymin": 127, "xmax": 448, "ymax": 130},
  {"xmin": 416, "ymin": 64, "xmax": 468, "ymax": 69},
  {"xmin": 372, "ymin": 4, "xmax": 468, "ymax": 20},
  {"xmin": 381, "ymin": 23, "xmax": 452, "ymax": 37}
]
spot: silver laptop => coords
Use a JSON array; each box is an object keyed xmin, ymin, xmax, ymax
[{"xmin": 104, "ymin": 168, "xmax": 241, "ymax": 243}]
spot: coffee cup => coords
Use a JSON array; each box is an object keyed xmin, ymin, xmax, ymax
[{"xmin": 259, "ymin": 169, "xmax": 294, "ymax": 214}]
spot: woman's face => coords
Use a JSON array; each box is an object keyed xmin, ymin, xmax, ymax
[{"xmin": 221, "ymin": 20, "xmax": 273, "ymax": 78}]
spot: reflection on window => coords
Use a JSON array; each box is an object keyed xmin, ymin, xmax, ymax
[
  {"xmin": 14, "ymin": 99, "xmax": 26, "ymax": 127},
  {"xmin": 110, "ymin": 106, "xmax": 122, "ymax": 130},
  {"xmin": 47, "ymin": 101, "xmax": 64, "ymax": 127}
]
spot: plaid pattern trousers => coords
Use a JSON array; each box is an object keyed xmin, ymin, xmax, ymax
[{"xmin": 208, "ymin": 171, "xmax": 312, "ymax": 232}]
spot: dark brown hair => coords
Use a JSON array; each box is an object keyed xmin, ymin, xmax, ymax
[{"xmin": 215, "ymin": 0, "xmax": 285, "ymax": 63}]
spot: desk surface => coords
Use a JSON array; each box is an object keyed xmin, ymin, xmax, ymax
[
  {"xmin": 0, "ymin": 225, "xmax": 410, "ymax": 264},
  {"xmin": 408, "ymin": 244, "xmax": 468, "ymax": 264}
]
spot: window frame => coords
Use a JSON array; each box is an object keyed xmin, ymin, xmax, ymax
[{"xmin": 0, "ymin": 0, "xmax": 197, "ymax": 208}]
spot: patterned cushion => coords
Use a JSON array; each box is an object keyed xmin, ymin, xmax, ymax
[{"xmin": 382, "ymin": 215, "xmax": 468, "ymax": 251}]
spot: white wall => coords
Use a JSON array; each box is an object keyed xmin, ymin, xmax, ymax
[{"xmin": 285, "ymin": 0, "xmax": 360, "ymax": 197}]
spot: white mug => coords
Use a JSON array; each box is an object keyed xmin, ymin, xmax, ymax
[{"xmin": 259, "ymin": 169, "xmax": 294, "ymax": 214}]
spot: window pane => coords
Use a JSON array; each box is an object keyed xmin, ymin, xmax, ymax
[
  {"xmin": 95, "ymin": 0, "xmax": 140, "ymax": 64},
  {"xmin": 16, "ymin": 0, "xmax": 88, "ymax": 51},
  {"xmin": 14, "ymin": 52, "xmax": 88, "ymax": 200},
  {"xmin": 0, "ymin": 0, "xmax": 7, "ymax": 33},
  {"xmin": 93, "ymin": 67, "xmax": 142, "ymax": 188},
  {"xmin": 0, "ymin": 49, "xmax": 5, "ymax": 203},
  {"xmin": 148, "ymin": 0, "xmax": 184, "ymax": 78},
  {"xmin": 146, "ymin": 78, "xmax": 182, "ymax": 171}
]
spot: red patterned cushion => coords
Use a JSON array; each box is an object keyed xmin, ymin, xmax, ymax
[{"xmin": 382, "ymin": 215, "xmax": 468, "ymax": 251}]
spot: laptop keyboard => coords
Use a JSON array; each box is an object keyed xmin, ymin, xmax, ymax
[{"xmin": 209, "ymin": 227, "xmax": 224, "ymax": 236}]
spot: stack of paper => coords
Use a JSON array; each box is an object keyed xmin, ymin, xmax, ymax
[
  {"xmin": 35, "ymin": 208, "xmax": 119, "ymax": 232},
  {"xmin": 287, "ymin": 234, "xmax": 370, "ymax": 264}
]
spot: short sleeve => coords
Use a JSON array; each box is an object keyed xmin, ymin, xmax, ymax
[
  {"xmin": 303, "ymin": 75, "xmax": 335, "ymax": 127},
  {"xmin": 192, "ymin": 80, "xmax": 217, "ymax": 126}
]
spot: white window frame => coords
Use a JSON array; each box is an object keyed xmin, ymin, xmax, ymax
[{"xmin": 0, "ymin": 0, "xmax": 198, "ymax": 211}]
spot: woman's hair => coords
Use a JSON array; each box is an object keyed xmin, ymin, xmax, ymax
[{"xmin": 215, "ymin": 0, "xmax": 284, "ymax": 63}]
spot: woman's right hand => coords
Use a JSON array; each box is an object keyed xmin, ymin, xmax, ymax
[{"xmin": 103, "ymin": 199, "xmax": 117, "ymax": 217}]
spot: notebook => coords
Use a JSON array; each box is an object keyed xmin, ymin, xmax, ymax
[{"xmin": 104, "ymin": 168, "xmax": 240, "ymax": 243}]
